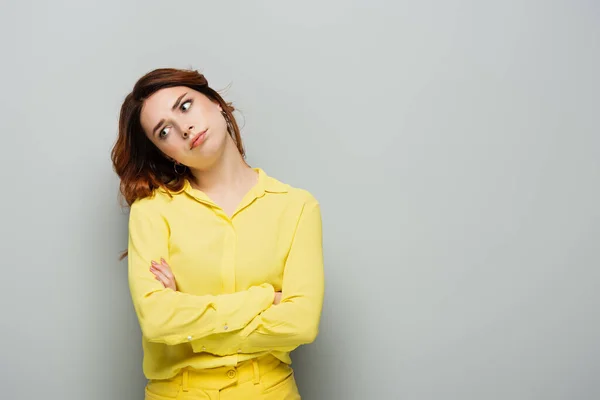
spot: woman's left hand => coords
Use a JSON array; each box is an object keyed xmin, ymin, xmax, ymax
[{"xmin": 150, "ymin": 258, "xmax": 177, "ymax": 291}]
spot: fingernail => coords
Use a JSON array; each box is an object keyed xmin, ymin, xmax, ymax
[
  {"xmin": 161, "ymin": 258, "xmax": 166, "ymax": 263},
  {"xmin": 151, "ymin": 261, "xmax": 157, "ymax": 265}
]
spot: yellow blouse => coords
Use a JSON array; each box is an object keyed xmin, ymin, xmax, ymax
[{"xmin": 127, "ymin": 168, "xmax": 324, "ymax": 379}]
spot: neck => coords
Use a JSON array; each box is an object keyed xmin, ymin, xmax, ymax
[{"xmin": 189, "ymin": 138, "xmax": 254, "ymax": 193}]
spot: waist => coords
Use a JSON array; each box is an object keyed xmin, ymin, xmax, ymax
[
  {"xmin": 148, "ymin": 354, "xmax": 287, "ymax": 392},
  {"xmin": 141, "ymin": 341, "xmax": 292, "ymax": 380}
]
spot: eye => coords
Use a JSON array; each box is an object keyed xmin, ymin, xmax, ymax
[
  {"xmin": 180, "ymin": 100, "xmax": 192, "ymax": 112},
  {"xmin": 158, "ymin": 126, "xmax": 171, "ymax": 139}
]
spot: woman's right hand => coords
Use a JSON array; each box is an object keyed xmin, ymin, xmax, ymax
[
  {"xmin": 150, "ymin": 258, "xmax": 177, "ymax": 291},
  {"xmin": 150, "ymin": 260, "xmax": 281, "ymax": 305}
]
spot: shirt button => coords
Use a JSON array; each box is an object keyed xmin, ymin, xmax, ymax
[
  {"xmin": 227, "ymin": 369, "xmax": 236, "ymax": 379},
  {"xmin": 187, "ymin": 336, "xmax": 192, "ymax": 341},
  {"xmin": 223, "ymin": 325, "xmax": 229, "ymax": 331},
  {"xmin": 237, "ymin": 349, "xmax": 242, "ymax": 353},
  {"xmin": 202, "ymin": 346, "xmax": 206, "ymax": 351}
]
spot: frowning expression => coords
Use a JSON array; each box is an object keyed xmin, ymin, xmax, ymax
[{"xmin": 140, "ymin": 86, "xmax": 229, "ymax": 169}]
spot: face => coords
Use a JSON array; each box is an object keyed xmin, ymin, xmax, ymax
[{"xmin": 139, "ymin": 86, "xmax": 229, "ymax": 170}]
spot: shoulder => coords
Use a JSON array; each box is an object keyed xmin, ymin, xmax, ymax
[
  {"xmin": 287, "ymin": 186, "xmax": 319, "ymax": 207},
  {"xmin": 129, "ymin": 188, "xmax": 177, "ymax": 216},
  {"xmin": 263, "ymin": 171, "xmax": 319, "ymax": 208}
]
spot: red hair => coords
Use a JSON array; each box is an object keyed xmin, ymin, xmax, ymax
[{"xmin": 111, "ymin": 68, "xmax": 245, "ymax": 207}]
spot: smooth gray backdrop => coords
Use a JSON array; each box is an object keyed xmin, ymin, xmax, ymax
[{"xmin": 1, "ymin": 1, "xmax": 598, "ymax": 399}]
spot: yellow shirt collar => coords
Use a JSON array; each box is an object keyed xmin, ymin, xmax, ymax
[{"xmin": 174, "ymin": 168, "xmax": 288, "ymax": 205}]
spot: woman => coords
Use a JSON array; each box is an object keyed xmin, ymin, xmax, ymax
[{"xmin": 111, "ymin": 68, "xmax": 324, "ymax": 399}]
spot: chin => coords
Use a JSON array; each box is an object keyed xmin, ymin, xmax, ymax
[{"xmin": 189, "ymin": 145, "xmax": 226, "ymax": 170}]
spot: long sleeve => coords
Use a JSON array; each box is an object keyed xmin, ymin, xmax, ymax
[
  {"xmin": 192, "ymin": 198, "xmax": 325, "ymax": 355},
  {"xmin": 128, "ymin": 202, "xmax": 275, "ymax": 346}
]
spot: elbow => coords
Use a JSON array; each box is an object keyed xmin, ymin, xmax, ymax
[
  {"xmin": 289, "ymin": 300, "xmax": 322, "ymax": 344},
  {"xmin": 296, "ymin": 320, "xmax": 320, "ymax": 344},
  {"xmin": 139, "ymin": 318, "xmax": 164, "ymax": 343},
  {"xmin": 140, "ymin": 318, "xmax": 182, "ymax": 346},
  {"xmin": 140, "ymin": 318, "xmax": 178, "ymax": 345},
  {"xmin": 135, "ymin": 295, "xmax": 169, "ymax": 343},
  {"xmin": 142, "ymin": 326, "xmax": 160, "ymax": 343},
  {"xmin": 302, "ymin": 325, "xmax": 319, "ymax": 344}
]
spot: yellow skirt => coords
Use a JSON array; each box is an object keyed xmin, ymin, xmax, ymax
[{"xmin": 145, "ymin": 354, "xmax": 301, "ymax": 400}]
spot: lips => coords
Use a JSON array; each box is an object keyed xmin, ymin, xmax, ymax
[{"xmin": 190, "ymin": 129, "xmax": 208, "ymax": 149}]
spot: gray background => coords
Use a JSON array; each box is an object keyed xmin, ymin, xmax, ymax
[{"xmin": 1, "ymin": 1, "xmax": 599, "ymax": 399}]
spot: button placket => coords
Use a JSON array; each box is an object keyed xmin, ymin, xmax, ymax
[{"xmin": 221, "ymin": 221, "xmax": 237, "ymax": 294}]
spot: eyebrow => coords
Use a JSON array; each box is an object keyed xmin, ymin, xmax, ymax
[{"xmin": 151, "ymin": 92, "xmax": 189, "ymax": 136}]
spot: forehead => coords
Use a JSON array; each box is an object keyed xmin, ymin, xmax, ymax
[{"xmin": 140, "ymin": 86, "xmax": 189, "ymax": 132}]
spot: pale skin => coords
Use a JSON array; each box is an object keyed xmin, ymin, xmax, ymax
[{"xmin": 139, "ymin": 86, "xmax": 281, "ymax": 305}]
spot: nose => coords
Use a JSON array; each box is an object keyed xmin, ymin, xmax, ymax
[{"xmin": 183, "ymin": 125, "xmax": 194, "ymax": 139}]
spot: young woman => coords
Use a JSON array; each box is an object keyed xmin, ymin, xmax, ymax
[{"xmin": 111, "ymin": 68, "xmax": 324, "ymax": 399}]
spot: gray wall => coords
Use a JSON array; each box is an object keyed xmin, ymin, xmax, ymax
[{"xmin": 1, "ymin": 1, "xmax": 599, "ymax": 399}]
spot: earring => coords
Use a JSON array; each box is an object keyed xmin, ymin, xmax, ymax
[{"xmin": 173, "ymin": 162, "xmax": 186, "ymax": 175}]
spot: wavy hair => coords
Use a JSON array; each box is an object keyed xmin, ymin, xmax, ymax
[{"xmin": 111, "ymin": 68, "xmax": 244, "ymax": 207}]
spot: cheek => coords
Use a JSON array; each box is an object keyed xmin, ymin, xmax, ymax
[
  {"xmin": 163, "ymin": 141, "xmax": 184, "ymax": 157},
  {"xmin": 151, "ymin": 138, "xmax": 179, "ymax": 159},
  {"xmin": 210, "ymin": 112, "xmax": 228, "ymax": 135},
  {"xmin": 196, "ymin": 102, "xmax": 220, "ymax": 124}
]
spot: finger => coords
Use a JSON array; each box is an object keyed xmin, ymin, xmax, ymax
[
  {"xmin": 155, "ymin": 273, "xmax": 168, "ymax": 288},
  {"xmin": 150, "ymin": 266, "xmax": 170, "ymax": 286},
  {"xmin": 150, "ymin": 267, "xmax": 167, "ymax": 287},
  {"xmin": 158, "ymin": 260, "xmax": 174, "ymax": 280},
  {"xmin": 160, "ymin": 259, "xmax": 173, "ymax": 277},
  {"xmin": 156, "ymin": 272, "xmax": 172, "ymax": 289},
  {"xmin": 160, "ymin": 258, "xmax": 171, "ymax": 270},
  {"xmin": 151, "ymin": 258, "xmax": 168, "ymax": 266},
  {"xmin": 153, "ymin": 259, "xmax": 170, "ymax": 272},
  {"xmin": 152, "ymin": 261, "xmax": 173, "ymax": 280}
]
